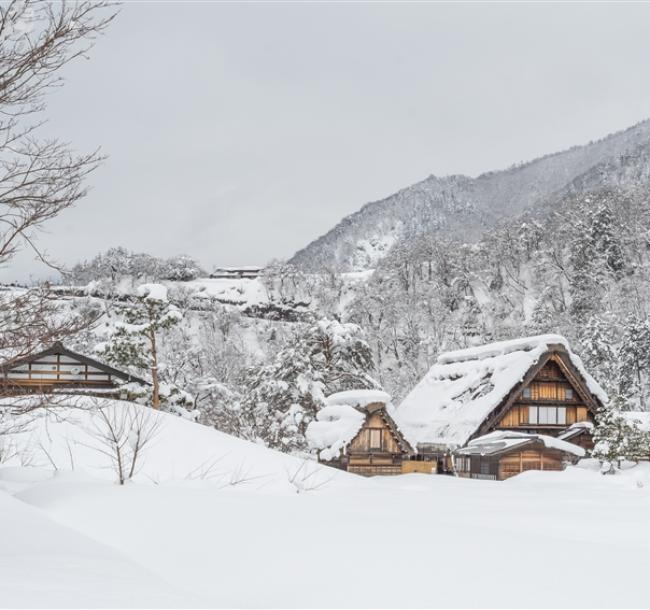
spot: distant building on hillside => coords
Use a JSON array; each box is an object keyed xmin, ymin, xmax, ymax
[
  {"xmin": 306, "ymin": 390, "xmax": 413, "ymax": 476},
  {"xmin": 210, "ymin": 266, "xmax": 263, "ymax": 280},
  {"xmin": 395, "ymin": 334, "xmax": 608, "ymax": 480},
  {"xmin": 0, "ymin": 342, "xmax": 147, "ymax": 400}
]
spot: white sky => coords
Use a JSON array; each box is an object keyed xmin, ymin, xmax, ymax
[{"xmin": 6, "ymin": 2, "xmax": 650, "ymax": 281}]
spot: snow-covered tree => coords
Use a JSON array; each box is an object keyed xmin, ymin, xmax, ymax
[
  {"xmin": 617, "ymin": 314, "xmax": 650, "ymax": 410},
  {"xmin": 241, "ymin": 318, "xmax": 380, "ymax": 452},
  {"xmin": 100, "ymin": 284, "xmax": 184, "ymax": 409},
  {"xmin": 592, "ymin": 406, "xmax": 648, "ymax": 473}
]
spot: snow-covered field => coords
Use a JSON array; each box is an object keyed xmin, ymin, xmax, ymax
[{"xmin": 2, "ymin": 403, "xmax": 650, "ymax": 608}]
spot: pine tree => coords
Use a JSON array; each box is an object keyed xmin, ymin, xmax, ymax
[
  {"xmin": 617, "ymin": 314, "xmax": 650, "ymax": 410},
  {"xmin": 100, "ymin": 284, "xmax": 183, "ymax": 409}
]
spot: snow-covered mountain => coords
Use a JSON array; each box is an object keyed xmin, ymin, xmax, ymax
[{"xmin": 290, "ymin": 119, "xmax": 650, "ymax": 271}]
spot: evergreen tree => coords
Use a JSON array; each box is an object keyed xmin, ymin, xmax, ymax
[
  {"xmin": 100, "ymin": 284, "xmax": 183, "ymax": 409},
  {"xmin": 617, "ymin": 314, "xmax": 650, "ymax": 410},
  {"xmin": 592, "ymin": 405, "xmax": 648, "ymax": 473}
]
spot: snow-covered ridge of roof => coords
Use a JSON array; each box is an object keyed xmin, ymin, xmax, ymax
[
  {"xmin": 325, "ymin": 389, "xmax": 391, "ymax": 409},
  {"xmin": 461, "ymin": 430, "xmax": 585, "ymax": 458},
  {"xmin": 438, "ymin": 334, "xmax": 569, "ymax": 365},
  {"xmin": 395, "ymin": 334, "xmax": 607, "ymax": 449}
]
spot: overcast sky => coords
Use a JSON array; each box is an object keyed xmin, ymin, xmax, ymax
[{"xmin": 7, "ymin": 2, "xmax": 650, "ymax": 281}]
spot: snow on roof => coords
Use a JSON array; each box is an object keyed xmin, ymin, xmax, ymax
[
  {"xmin": 558, "ymin": 421, "xmax": 594, "ymax": 440},
  {"xmin": 395, "ymin": 334, "xmax": 607, "ymax": 449},
  {"xmin": 458, "ymin": 430, "xmax": 585, "ymax": 458},
  {"xmin": 306, "ymin": 404, "xmax": 366, "ymax": 461},
  {"xmin": 308, "ymin": 390, "xmax": 397, "ymax": 460},
  {"xmin": 325, "ymin": 389, "xmax": 391, "ymax": 409}
]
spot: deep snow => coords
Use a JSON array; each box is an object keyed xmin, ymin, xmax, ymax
[{"xmin": 2, "ymin": 403, "xmax": 650, "ymax": 608}]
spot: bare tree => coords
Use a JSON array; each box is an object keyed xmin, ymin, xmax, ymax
[
  {"xmin": 0, "ymin": 1, "xmax": 115, "ymax": 362},
  {"xmin": 83, "ymin": 401, "xmax": 162, "ymax": 485},
  {"xmin": 0, "ymin": 2, "xmax": 115, "ymax": 438}
]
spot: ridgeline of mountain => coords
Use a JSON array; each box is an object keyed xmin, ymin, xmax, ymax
[{"xmin": 289, "ymin": 119, "xmax": 650, "ymax": 272}]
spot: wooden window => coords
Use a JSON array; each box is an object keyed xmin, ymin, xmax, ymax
[
  {"xmin": 522, "ymin": 387, "xmax": 532, "ymax": 399},
  {"xmin": 533, "ymin": 383, "xmax": 558, "ymax": 400},
  {"xmin": 369, "ymin": 428, "xmax": 382, "ymax": 450},
  {"xmin": 528, "ymin": 406, "xmax": 566, "ymax": 425},
  {"xmin": 566, "ymin": 388, "xmax": 574, "ymax": 400}
]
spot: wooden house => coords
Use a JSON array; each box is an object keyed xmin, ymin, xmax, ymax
[
  {"xmin": 0, "ymin": 342, "xmax": 147, "ymax": 398},
  {"xmin": 454, "ymin": 431, "xmax": 584, "ymax": 481},
  {"xmin": 306, "ymin": 390, "xmax": 413, "ymax": 476},
  {"xmin": 395, "ymin": 334, "xmax": 608, "ymax": 478}
]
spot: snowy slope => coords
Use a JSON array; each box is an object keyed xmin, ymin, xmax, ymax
[
  {"xmin": 290, "ymin": 118, "xmax": 650, "ymax": 271},
  {"xmin": 3, "ymin": 461, "xmax": 650, "ymax": 608},
  {"xmin": 3, "ymin": 402, "xmax": 650, "ymax": 607},
  {"xmin": 3, "ymin": 400, "xmax": 352, "ymax": 492},
  {"xmin": 0, "ymin": 482, "xmax": 207, "ymax": 608}
]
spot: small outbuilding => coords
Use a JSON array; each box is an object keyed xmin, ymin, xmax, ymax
[
  {"xmin": 454, "ymin": 431, "xmax": 585, "ymax": 481},
  {"xmin": 307, "ymin": 390, "xmax": 413, "ymax": 476}
]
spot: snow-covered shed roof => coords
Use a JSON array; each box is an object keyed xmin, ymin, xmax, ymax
[
  {"xmin": 558, "ymin": 421, "xmax": 595, "ymax": 441},
  {"xmin": 395, "ymin": 334, "xmax": 607, "ymax": 449},
  {"xmin": 456, "ymin": 430, "xmax": 585, "ymax": 458},
  {"xmin": 306, "ymin": 390, "xmax": 411, "ymax": 461}
]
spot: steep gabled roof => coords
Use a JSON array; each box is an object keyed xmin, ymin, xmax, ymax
[
  {"xmin": 306, "ymin": 390, "xmax": 413, "ymax": 461},
  {"xmin": 395, "ymin": 334, "xmax": 607, "ymax": 449},
  {"xmin": 0, "ymin": 342, "xmax": 148, "ymax": 385}
]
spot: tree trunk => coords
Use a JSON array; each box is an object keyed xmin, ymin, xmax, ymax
[{"xmin": 150, "ymin": 328, "xmax": 160, "ymax": 409}]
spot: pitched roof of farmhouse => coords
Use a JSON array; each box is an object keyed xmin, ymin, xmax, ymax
[
  {"xmin": 395, "ymin": 334, "xmax": 607, "ymax": 449},
  {"xmin": 0, "ymin": 342, "xmax": 147, "ymax": 385},
  {"xmin": 306, "ymin": 390, "xmax": 412, "ymax": 461}
]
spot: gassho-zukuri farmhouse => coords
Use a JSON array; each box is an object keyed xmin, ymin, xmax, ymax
[{"xmin": 307, "ymin": 334, "xmax": 625, "ymax": 480}]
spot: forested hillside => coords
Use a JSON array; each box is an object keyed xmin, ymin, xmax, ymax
[
  {"xmin": 290, "ymin": 119, "xmax": 650, "ymax": 272},
  {"xmin": 37, "ymin": 120, "xmax": 650, "ymax": 454}
]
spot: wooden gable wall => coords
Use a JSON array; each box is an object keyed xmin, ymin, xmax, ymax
[
  {"xmin": 495, "ymin": 355, "xmax": 594, "ymax": 433},
  {"xmin": 348, "ymin": 411, "xmax": 402, "ymax": 455}
]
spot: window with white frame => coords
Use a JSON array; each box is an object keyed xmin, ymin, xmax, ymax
[{"xmin": 528, "ymin": 405, "xmax": 566, "ymax": 425}]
